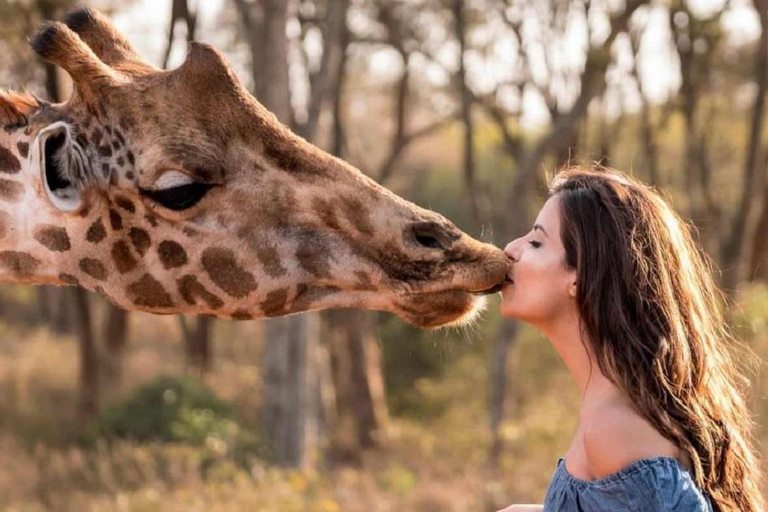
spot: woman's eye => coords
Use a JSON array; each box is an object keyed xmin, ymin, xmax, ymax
[
  {"xmin": 529, "ymin": 240, "xmax": 541, "ymax": 248},
  {"xmin": 141, "ymin": 183, "xmax": 214, "ymax": 211}
]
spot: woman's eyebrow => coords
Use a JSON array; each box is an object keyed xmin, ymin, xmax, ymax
[{"xmin": 533, "ymin": 224, "xmax": 549, "ymax": 237}]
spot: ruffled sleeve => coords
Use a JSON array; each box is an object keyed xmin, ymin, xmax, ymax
[{"xmin": 543, "ymin": 456, "xmax": 713, "ymax": 512}]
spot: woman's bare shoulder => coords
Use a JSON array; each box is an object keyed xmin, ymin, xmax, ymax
[{"xmin": 582, "ymin": 401, "xmax": 681, "ymax": 480}]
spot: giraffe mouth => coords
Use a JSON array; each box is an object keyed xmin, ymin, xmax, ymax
[{"xmin": 474, "ymin": 282, "xmax": 504, "ymax": 295}]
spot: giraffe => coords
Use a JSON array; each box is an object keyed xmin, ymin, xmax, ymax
[{"xmin": 0, "ymin": 8, "xmax": 510, "ymax": 329}]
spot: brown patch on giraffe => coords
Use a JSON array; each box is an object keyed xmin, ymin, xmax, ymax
[
  {"xmin": 59, "ymin": 273, "xmax": 79, "ymax": 286},
  {"xmin": 291, "ymin": 284, "xmax": 341, "ymax": 313},
  {"xmin": 144, "ymin": 213, "xmax": 158, "ymax": 227},
  {"xmin": 340, "ymin": 196, "xmax": 374, "ymax": 236},
  {"xmin": 353, "ymin": 270, "xmax": 378, "ymax": 291},
  {"xmin": 125, "ymin": 171, "xmax": 135, "ymax": 180},
  {"xmin": 98, "ymin": 145, "xmax": 113, "ymax": 158},
  {"xmin": 261, "ymin": 288, "xmax": 289, "ymax": 316},
  {"xmin": 158, "ymin": 240, "xmax": 188, "ymax": 269},
  {"xmin": 109, "ymin": 209, "xmax": 122, "ymax": 230},
  {"xmin": 129, "ymin": 227, "xmax": 151, "ymax": 256},
  {"xmin": 313, "ymin": 196, "xmax": 341, "ymax": 231},
  {"xmin": 101, "ymin": 163, "xmax": 110, "ymax": 178},
  {"xmin": 16, "ymin": 142, "xmax": 29, "ymax": 159},
  {"xmin": 0, "ymin": 179, "xmax": 24, "ymax": 202},
  {"xmin": 117, "ymin": 156, "xmax": 125, "ymax": 167},
  {"xmin": 115, "ymin": 195, "xmax": 135, "ymax": 213},
  {"xmin": 128, "ymin": 273, "xmax": 173, "ymax": 308},
  {"xmin": 79, "ymin": 258, "xmax": 107, "ymax": 281},
  {"xmin": 0, "ymin": 211, "xmax": 10, "ymax": 239},
  {"xmin": 0, "ymin": 146, "xmax": 21, "ymax": 174},
  {"xmin": 127, "ymin": 150, "xmax": 135, "ymax": 166},
  {"xmin": 296, "ymin": 233, "xmax": 332, "ymax": 278},
  {"xmin": 86, "ymin": 218, "xmax": 106, "ymax": 243},
  {"xmin": 0, "ymin": 251, "xmax": 40, "ymax": 277},
  {"xmin": 91, "ymin": 127, "xmax": 103, "ymax": 145},
  {"xmin": 201, "ymin": 247, "xmax": 258, "ymax": 299},
  {"xmin": 231, "ymin": 309, "xmax": 253, "ymax": 320},
  {"xmin": 236, "ymin": 235, "xmax": 288, "ymax": 278},
  {"xmin": 112, "ymin": 240, "xmax": 137, "ymax": 273},
  {"xmin": 182, "ymin": 227, "xmax": 199, "ymax": 238},
  {"xmin": 34, "ymin": 225, "xmax": 71, "ymax": 252},
  {"xmin": 177, "ymin": 274, "xmax": 224, "ymax": 309}
]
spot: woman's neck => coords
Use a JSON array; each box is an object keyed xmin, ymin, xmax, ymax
[{"xmin": 538, "ymin": 309, "xmax": 620, "ymax": 405}]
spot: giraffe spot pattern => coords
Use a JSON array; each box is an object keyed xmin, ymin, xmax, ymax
[
  {"xmin": 291, "ymin": 284, "xmax": 341, "ymax": 313},
  {"xmin": 79, "ymin": 258, "xmax": 107, "ymax": 281},
  {"xmin": 109, "ymin": 209, "xmax": 122, "ymax": 230},
  {"xmin": 231, "ymin": 309, "xmax": 253, "ymax": 320},
  {"xmin": 261, "ymin": 288, "xmax": 289, "ymax": 316},
  {"xmin": 255, "ymin": 242, "xmax": 287, "ymax": 278},
  {"xmin": 0, "ymin": 179, "xmax": 24, "ymax": 202},
  {"xmin": 112, "ymin": 240, "xmax": 138, "ymax": 274},
  {"xmin": 341, "ymin": 197, "xmax": 375, "ymax": 236},
  {"xmin": 129, "ymin": 227, "xmax": 151, "ymax": 256},
  {"xmin": 16, "ymin": 142, "xmax": 29, "ymax": 159},
  {"xmin": 177, "ymin": 274, "xmax": 224, "ymax": 309},
  {"xmin": 296, "ymin": 234, "xmax": 332, "ymax": 278},
  {"xmin": 0, "ymin": 146, "xmax": 20, "ymax": 174},
  {"xmin": 0, "ymin": 251, "xmax": 40, "ymax": 277},
  {"xmin": 59, "ymin": 273, "xmax": 79, "ymax": 286},
  {"xmin": 353, "ymin": 270, "xmax": 378, "ymax": 291},
  {"xmin": 115, "ymin": 195, "xmax": 135, "ymax": 213},
  {"xmin": 34, "ymin": 224, "xmax": 71, "ymax": 252},
  {"xmin": 117, "ymin": 156, "xmax": 125, "ymax": 167},
  {"xmin": 201, "ymin": 247, "xmax": 258, "ymax": 299},
  {"xmin": 86, "ymin": 218, "xmax": 106, "ymax": 243},
  {"xmin": 0, "ymin": 211, "xmax": 10, "ymax": 239},
  {"xmin": 128, "ymin": 273, "xmax": 173, "ymax": 308},
  {"xmin": 158, "ymin": 240, "xmax": 188, "ymax": 269},
  {"xmin": 101, "ymin": 163, "xmax": 110, "ymax": 179}
]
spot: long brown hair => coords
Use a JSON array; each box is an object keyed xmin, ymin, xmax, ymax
[{"xmin": 550, "ymin": 166, "xmax": 765, "ymax": 512}]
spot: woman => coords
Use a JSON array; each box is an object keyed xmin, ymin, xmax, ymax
[{"xmin": 498, "ymin": 168, "xmax": 765, "ymax": 512}]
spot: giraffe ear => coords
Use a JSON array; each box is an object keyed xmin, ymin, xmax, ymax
[
  {"xmin": 34, "ymin": 122, "xmax": 90, "ymax": 213},
  {"xmin": 0, "ymin": 90, "xmax": 38, "ymax": 127}
]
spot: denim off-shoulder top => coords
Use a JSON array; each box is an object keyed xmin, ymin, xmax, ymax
[{"xmin": 543, "ymin": 456, "xmax": 713, "ymax": 511}]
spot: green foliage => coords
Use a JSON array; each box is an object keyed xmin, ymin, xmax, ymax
[{"xmin": 86, "ymin": 375, "xmax": 264, "ymax": 463}]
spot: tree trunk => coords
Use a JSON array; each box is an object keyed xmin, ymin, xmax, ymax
[
  {"xmin": 72, "ymin": 289, "xmax": 98, "ymax": 418},
  {"xmin": 488, "ymin": 319, "xmax": 517, "ymax": 468},
  {"xmin": 263, "ymin": 314, "xmax": 322, "ymax": 467},
  {"xmin": 238, "ymin": 0, "xmax": 323, "ymax": 468},
  {"xmin": 102, "ymin": 303, "xmax": 129, "ymax": 386},
  {"xmin": 453, "ymin": 0, "xmax": 483, "ymax": 228}
]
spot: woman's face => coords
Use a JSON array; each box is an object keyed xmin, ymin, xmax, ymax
[{"xmin": 500, "ymin": 194, "xmax": 578, "ymax": 325}]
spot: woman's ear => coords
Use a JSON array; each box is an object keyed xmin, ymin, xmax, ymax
[{"xmin": 567, "ymin": 269, "xmax": 578, "ymax": 298}]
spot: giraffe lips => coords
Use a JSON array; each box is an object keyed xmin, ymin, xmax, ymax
[{"xmin": 474, "ymin": 282, "xmax": 504, "ymax": 295}]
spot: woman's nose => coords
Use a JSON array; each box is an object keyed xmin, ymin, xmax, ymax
[{"xmin": 504, "ymin": 238, "xmax": 523, "ymax": 262}]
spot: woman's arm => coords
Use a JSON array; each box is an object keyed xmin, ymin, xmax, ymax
[{"xmin": 497, "ymin": 505, "xmax": 543, "ymax": 512}]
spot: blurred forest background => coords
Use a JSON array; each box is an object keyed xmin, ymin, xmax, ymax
[{"xmin": 0, "ymin": 0, "xmax": 767, "ymax": 510}]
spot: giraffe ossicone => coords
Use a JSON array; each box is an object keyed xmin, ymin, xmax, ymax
[{"xmin": 0, "ymin": 8, "xmax": 510, "ymax": 328}]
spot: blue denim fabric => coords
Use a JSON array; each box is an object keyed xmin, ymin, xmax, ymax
[{"xmin": 542, "ymin": 457, "xmax": 713, "ymax": 511}]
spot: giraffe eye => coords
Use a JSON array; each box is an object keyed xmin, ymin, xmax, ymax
[{"xmin": 141, "ymin": 182, "xmax": 214, "ymax": 211}]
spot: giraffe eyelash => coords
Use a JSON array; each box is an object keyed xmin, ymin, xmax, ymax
[{"xmin": 140, "ymin": 182, "xmax": 215, "ymax": 211}]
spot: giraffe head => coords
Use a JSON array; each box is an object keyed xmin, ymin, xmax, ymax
[{"xmin": 0, "ymin": 8, "xmax": 509, "ymax": 328}]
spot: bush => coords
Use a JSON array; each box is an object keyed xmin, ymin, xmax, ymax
[{"xmin": 87, "ymin": 375, "xmax": 263, "ymax": 463}]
